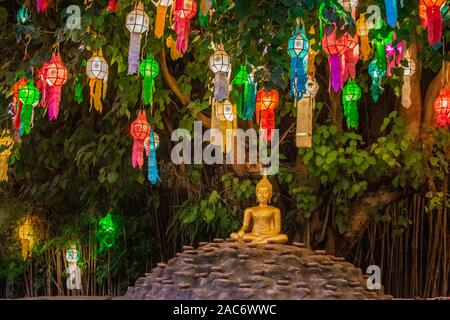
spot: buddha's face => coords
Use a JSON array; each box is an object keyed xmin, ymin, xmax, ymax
[{"xmin": 256, "ymin": 186, "xmax": 272, "ymax": 204}]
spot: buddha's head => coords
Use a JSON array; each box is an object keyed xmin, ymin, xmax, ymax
[{"xmin": 256, "ymin": 176, "xmax": 272, "ymax": 204}]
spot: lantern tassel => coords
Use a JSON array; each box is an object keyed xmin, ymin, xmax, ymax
[
  {"xmin": 155, "ymin": 5, "xmax": 168, "ymax": 39},
  {"xmin": 259, "ymin": 110, "xmax": 275, "ymax": 142},
  {"xmin": 128, "ymin": 33, "xmax": 142, "ymax": 75},
  {"xmin": 106, "ymin": 0, "xmax": 118, "ymax": 12},
  {"xmin": 48, "ymin": 86, "xmax": 61, "ymax": 121},
  {"xmin": 242, "ymin": 82, "xmax": 257, "ymax": 121},
  {"xmin": 14, "ymin": 103, "xmax": 22, "ymax": 131},
  {"xmin": 174, "ymin": 19, "xmax": 191, "ymax": 54},
  {"xmin": 360, "ymin": 36, "xmax": 371, "ymax": 62},
  {"xmin": 385, "ymin": 0, "xmax": 398, "ymax": 28},
  {"xmin": 329, "ymin": 54, "xmax": 342, "ymax": 92},
  {"xmin": 0, "ymin": 153, "xmax": 10, "ymax": 182},
  {"xmin": 343, "ymin": 101, "xmax": 359, "ymax": 129},
  {"xmin": 89, "ymin": 79, "xmax": 104, "ymax": 113},
  {"xmin": 36, "ymin": 0, "xmax": 50, "ymax": 13},
  {"xmin": 427, "ymin": 6, "xmax": 442, "ymax": 46},
  {"xmin": 290, "ymin": 57, "xmax": 307, "ymax": 100},
  {"xmin": 371, "ymin": 79, "xmax": 384, "ymax": 102},
  {"xmin": 143, "ymin": 77, "xmax": 155, "ymax": 105},
  {"xmin": 214, "ymin": 73, "xmax": 229, "ymax": 102},
  {"xmin": 20, "ymin": 105, "xmax": 32, "ymax": 136},
  {"xmin": 296, "ymin": 97, "xmax": 313, "ymax": 148},
  {"xmin": 132, "ymin": 140, "xmax": 144, "ymax": 169},
  {"xmin": 402, "ymin": 75, "xmax": 412, "ymax": 108},
  {"xmin": 75, "ymin": 80, "xmax": 83, "ymax": 104},
  {"xmin": 148, "ymin": 148, "xmax": 160, "ymax": 185}
]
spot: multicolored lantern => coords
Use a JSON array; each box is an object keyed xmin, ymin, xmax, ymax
[
  {"xmin": 86, "ymin": 50, "xmax": 109, "ymax": 113},
  {"xmin": 401, "ymin": 54, "xmax": 416, "ymax": 109},
  {"xmin": 18, "ymin": 217, "xmax": 35, "ymax": 260},
  {"xmin": 232, "ymin": 65, "xmax": 256, "ymax": 120},
  {"xmin": 18, "ymin": 80, "xmax": 40, "ymax": 136},
  {"xmin": 145, "ymin": 129, "xmax": 160, "ymax": 185},
  {"xmin": 36, "ymin": 0, "xmax": 50, "ymax": 13},
  {"xmin": 434, "ymin": 86, "xmax": 450, "ymax": 127},
  {"xmin": 66, "ymin": 245, "xmax": 82, "ymax": 290},
  {"xmin": 368, "ymin": 59, "xmax": 386, "ymax": 102},
  {"xmin": 154, "ymin": 0, "xmax": 173, "ymax": 39},
  {"xmin": 97, "ymin": 213, "xmax": 117, "ymax": 253},
  {"xmin": 356, "ymin": 14, "xmax": 371, "ymax": 61},
  {"xmin": 139, "ymin": 55, "xmax": 160, "ymax": 106},
  {"xmin": 173, "ymin": 0, "xmax": 197, "ymax": 53},
  {"xmin": 288, "ymin": 26, "xmax": 309, "ymax": 100},
  {"xmin": 342, "ymin": 80, "xmax": 361, "ymax": 129},
  {"xmin": 126, "ymin": 2, "xmax": 149, "ymax": 75},
  {"xmin": 423, "ymin": 0, "xmax": 445, "ymax": 46},
  {"xmin": 106, "ymin": 0, "xmax": 119, "ymax": 12},
  {"xmin": 12, "ymin": 78, "xmax": 28, "ymax": 131},
  {"xmin": 0, "ymin": 130, "xmax": 14, "ymax": 182},
  {"xmin": 166, "ymin": 35, "xmax": 183, "ymax": 60},
  {"xmin": 385, "ymin": 0, "xmax": 398, "ymax": 28},
  {"xmin": 386, "ymin": 39, "xmax": 403, "ymax": 77},
  {"xmin": 296, "ymin": 76, "xmax": 319, "ymax": 148},
  {"xmin": 256, "ymin": 89, "xmax": 279, "ymax": 142},
  {"xmin": 209, "ymin": 46, "xmax": 231, "ymax": 102},
  {"xmin": 130, "ymin": 111, "xmax": 150, "ymax": 169},
  {"xmin": 38, "ymin": 54, "xmax": 68, "ymax": 121},
  {"xmin": 17, "ymin": 4, "xmax": 30, "ymax": 24}
]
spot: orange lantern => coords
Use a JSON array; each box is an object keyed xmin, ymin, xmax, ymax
[
  {"xmin": 256, "ymin": 89, "xmax": 279, "ymax": 142},
  {"xmin": 434, "ymin": 86, "xmax": 450, "ymax": 127},
  {"xmin": 130, "ymin": 111, "xmax": 150, "ymax": 168}
]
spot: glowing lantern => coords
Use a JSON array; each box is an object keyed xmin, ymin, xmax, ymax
[
  {"xmin": 209, "ymin": 46, "xmax": 231, "ymax": 102},
  {"xmin": 256, "ymin": 89, "xmax": 279, "ymax": 142},
  {"xmin": 139, "ymin": 55, "xmax": 160, "ymax": 106},
  {"xmin": 12, "ymin": 78, "xmax": 28, "ymax": 131},
  {"xmin": 126, "ymin": 2, "xmax": 150, "ymax": 75},
  {"xmin": 385, "ymin": 39, "xmax": 403, "ymax": 77},
  {"xmin": 18, "ymin": 80, "xmax": 40, "ymax": 136},
  {"xmin": 368, "ymin": 59, "xmax": 386, "ymax": 102},
  {"xmin": 166, "ymin": 36, "xmax": 183, "ymax": 60},
  {"xmin": 385, "ymin": 0, "xmax": 398, "ymax": 28},
  {"xmin": 213, "ymin": 100, "xmax": 237, "ymax": 154},
  {"xmin": 401, "ymin": 55, "xmax": 416, "ymax": 109},
  {"xmin": 173, "ymin": 0, "xmax": 197, "ymax": 53},
  {"xmin": 153, "ymin": 0, "xmax": 173, "ymax": 38},
  {"xmin": 107, "ymin": 0, "xmax": 119, "ymax": 12},
  {"xmin": 18, "ymin": 217, "xmax": 35, "ymax": 260},
  {"xmin": 356, "ymin": 14, "xmax": 371, "ymax": 61},
  {"xmin": 342, "ymin": 32, "xmax": 359, "ymax": 84},
  {"xmin": 419, "ymin": 0, "xmax": 428, "ymax": 28},
  {"xmin": 423, "ymin": 0, "xmax": 445, "ymax": 46},
  {"xmin": 342, "ymin": 80, "xmax": 361, "ymax": 129},
  {"xmin": 0, "ymin": 130, "xmax": 14, "ymax": 182},
  {"xmin": 66, "ymin": 245, "xmax": 82, "ymax": 290},
  {"xmin": 215, "ymin": 99, "xmax": 234, "ymax": 122},
  {"xmin": 86, "ymin": 49, "xmax": 109, "ymax": 113},
  {"xmin": 296, "ymin": 76, "xmax": 319, "ymax": 148},
  {"xmin": 232, "ymin": 65, "xmax": 257, "ymax": 120},
  {"xmin": 97, "ymin": 213, "xmax": 117, "ymax": 253},
  {"xmin": 288, "ymin": 26, "xmax": 309, "ymax": 101},
  {"xmin": 130, "ymin": 111, "xmax": 150, "ymax": 169},
  {"xmin": 17, "ymin": 4, "xmax": 30, "ymax": 24},
  {"xmin": 36, "ymin": 0, "xmax": 50, "ymax": 13},
  {"xmin": 38, "ymin": 54, "xmax": 68, "ymax": 121},
  {"xmin": 434, "ymin": 86, "xmax": 450, "ymax": 127},
  {"xmin": 144, "ymin": 129, "xmax": 160, "ymax": 185},
  {"xmin": 307, "ymin": 26, "xmax": 319, "ymax": 76}
]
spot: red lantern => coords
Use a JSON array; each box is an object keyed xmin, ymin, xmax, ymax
[
  {"xmin": 342, "ymin": 32, "xmax": 359, "ymax": 84},
  {"xmin": 256, "ymin": 89, "xmax": 279, "ymax": 142},
  {"xmin": 423, "ymin": 0, "xmax": 445, "ymax": 46},
  {"xmin": 173, "ymin": 0, "xmax": 197, "ymax": 54},
  {"xmin": 130, "ymin": 111, "xmax": 150, "ymax": 168},
  {"xmin": 434, "ymin": 86, "xmax": 450, "ymax": 127},
  {"xmin": 12, "ymin": 78, "xmax": 28, "ymax": 130}
]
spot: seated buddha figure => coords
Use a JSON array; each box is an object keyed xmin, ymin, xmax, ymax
[{"xmin": 230, "ymin": 176, "xmax": 288, "ymax": 244}]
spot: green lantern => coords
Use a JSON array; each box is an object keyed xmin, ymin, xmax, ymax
[
  {"xmin": 97, "ymin": 212, "xmax": 117, "ymax": 252},
  {"xmin": 342, "ymin": 80, "xmax": 361, "ymax": 129},
  {"xmin": 368, "ymin": 59, "xmax": 386, "ymax": 102},
  {"xmin": 232, "ymin": 65, "xmax": 257, "ymax": 121},
  {"xmin": 17, "ymin": 4, "xmax": 30, "ymax": 25},
  {"xmin": 18, "ymin": 80, "xmax": 40, "ymax": 136},
  {"xmin": 139, "ymin": 55, "xmax": 160, "ymax": 106}
]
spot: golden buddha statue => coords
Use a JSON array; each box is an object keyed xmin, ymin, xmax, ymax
[{"xmin": 230, "ymin": 176, "xmax": 288, "ymax": 244}]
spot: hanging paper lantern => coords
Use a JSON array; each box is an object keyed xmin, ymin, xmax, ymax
[
  {"xmin": 130, "ymin": 111, "xmax": 150, "ymax": 169},
  {"xmin": 423, "ymin": 0, "xmax": 445, "ymax": 46},
  {"xmin": 288, "ymin": 26, "xmax": 309, "ymax": 101},
  {"xmin": 41, "ymin": 54, "xmax": 68, "ymax": 121},
  {"xmin": 368, "ymin": 59, "xmax": 386, "ymax": 102},
  {"xmin": 107, "ymin": 0, "xmax": 119, "ymax": 12},
  {"xmin": 385, "ymin": 0, "xmax": 398, "ymax": 28},
  {"xmin": 145, "ymin": 129, "xmax": 160, "ymax": 185},
  {"xmin": 208, "ymin": 46, "xmax": 231, "ymax": 101},
  {"xmin": 296, "ymin": 76, "xmax": 319, "ymax": 148},
  {"xmin": 17, "ymin": 4, "xmax": 30, "ymax": 24},
  {"xmin": 213, "ymin": 100, "xmax": 237, "ymax": 154},
  {"xmin": 342, "ymin": 32, "xmax": 359, "ymax": 84},
  {"xmin": 166, "ymin": 35, "xmax": 183, "ymax": 60},
  {"xmin": 126, "ymin": 2, "xmax": 150, "ymax": 75},
  {"xmin": 18, "ymin": 80, "xmax": 40, "ymax": 136},
  {"xmin": 139, "ymin": 55, "xmax": 160, "ymax": 106},
  {"xmin": 86, "ymin": 50, "xmax": 109, "ymax": 113},
  {"xmin": 385, "ymin": 39, "xmax": 403, "ymax": 77},
  {"xmin": 232, "ymin": 65, "xmax": 256, "ymax": 120},
  {"xmin": 153, "ymin": 0, "xmax": 173, "ymax": 39},
  {"xmin": 36, "ymin": 0, "xmax": 50, "ymax": 13},
  {"xmin": 0, "ymin": 130, "xmax": 14, "ymax": 182},
  {"xmin": 356, "ymin": 14, "xmax": 371, "ymax": 61},
  {"xmin": 18, "ymin": 217, "xmax": 35, "ymax": 260},
  {"xmin": 66, "ymin": 245, "xmax": 82, "ymax": 290},
  {"xmin": 401, "ymin": 56, "xmax": 416, "ymax": 108},
  {"xmin": 66, "ymin": 245, "xmax": 81, "ymax": 264},
  {"xmin": 339, "ymin": 0, "xmax": 358, "ymax": 19},
  {"xmin": 307, "ymin": 26, "xmax": 319, "ymax": 76},
  {"xmin": 173, "ymin": 0, "xmax": 197, "ymax": 54},
  {"xmin": 342, "ymin": 80, "xmax": 361, "ymax": 129},
  {"xmin": 256, "ymin": 89, "xmax": 279, "ymax": 142},
  {"xmin": 215, "ymin": 99, "xmax": 234, "ymax": 122},
  {"xmin": 434, "ymin": 86, "xmax": 450, "ymax": 127},
  {"xmin": 12, "ymin": 78, "xmax": 28, "ymax": 131},
  {"xmin": 97, "ymin": 213, "xmax": 117, "ymax": 253}
]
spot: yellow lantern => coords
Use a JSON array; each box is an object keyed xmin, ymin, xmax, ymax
[
  {"xmin": 18, "ymin": 217, "xmax": 35, "ymax": 260},
  {"xmin": 0, "ymin": 129, "xmax": 14, "ymax": 182}
]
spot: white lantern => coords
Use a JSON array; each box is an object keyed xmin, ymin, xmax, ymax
[
  {"xmin": 209, "ymin": 48, "xmax": 231, "ymax": 74},
  {"xmin": 215, "ymin": 100, "xmax": 234, "ymax": 122},
  {"xmin": 126, "ymin": 2, "xmax": 149, "ymax": 34},
  {"xmin": 86, "ymin": 54, "xmax": 109, "ymax": 80}
]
